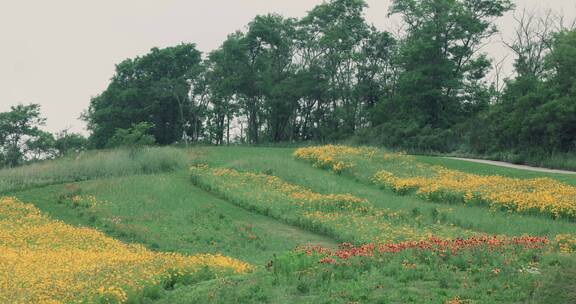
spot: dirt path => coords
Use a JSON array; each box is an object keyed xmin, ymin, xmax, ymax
[{"xmin": 446, "ymin": 157, "xmax": 576, "ymax": 175}]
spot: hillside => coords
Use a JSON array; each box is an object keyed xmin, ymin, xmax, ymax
[{"xmin": 1, "ymin": 145, "xmax": 575, "ymax": 303}]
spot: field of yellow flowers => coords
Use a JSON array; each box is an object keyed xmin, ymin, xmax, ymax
[
  {"xmin": 0, "ymin": 197, "xmax": 250, "ymax": 303},
  {"xmin": 295, "ymin": 145, "xmax": 576, "ymax": 219}
]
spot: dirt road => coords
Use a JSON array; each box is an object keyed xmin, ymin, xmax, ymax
[{"xmin": 446, "ymin": 157, "xmax": 576, "ymax": 175}]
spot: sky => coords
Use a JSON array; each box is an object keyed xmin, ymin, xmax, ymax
[{"xmin": 1, "ymin": 0, "xmax": 575, "ymax": 134}]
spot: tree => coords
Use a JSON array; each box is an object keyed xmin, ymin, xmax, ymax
[
  {"xmin": 205, "ymin": 15, "xmax": 299, "ymax": 144},
  {"xmin": 246, "ymin": 14, "xmax": 298, "ymax": 142},
  {"xmin": 84, "ymin": 44, "xmax": 203, "ymax": 148},
  {"xmin": 505, "ymin": 9, "xmax": 575, "ymax": 80},
  {"xmin": 0, "ymin": 104, "xmax": 47, "ymax": 167},
  {"xmin": 377, "ymin": 0, "xmax": 513, "ymax": 151},
  {"xmin": 106, "ymin": 122, "xmax": 156, "ymax": 148},
  {"xmin": 473, "ymin": 29, "xmax": 576, "ymax": 154},
  {"xmin": 26, "ymin": 131, "xmax": 55, "ymax": 160},
  {"xmin": 206, "ymin": 33, "xmax": 247, "ymax": 145},
  {"xmin": 298, "ymin": 0, "xmax": 372, "ymax": 139},
  {"xmin": 355, "ymin": 29, "xmax": 397, "ymax": 127},
  {"xmin": 54, "ymin": 130, "xmax": 88, "ymax": 157}
]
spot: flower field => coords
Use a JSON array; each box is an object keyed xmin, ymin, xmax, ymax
[
  {"xmin": 295, "ymin": 145, "xmax": 576, "ymax": 219},
  {"xmin": 0, "ymin": 197, "xmax": 250, "ymax": 303},
  {"xmin": 3, "ymin": 146, "xmax": 576, "ymax": 303},
  {"xmin": 190, "ymin": 165, "xmax": 468, "ymax": 244},
  {"xmin": 261, "ymin": 234, "xmax": 554, "ymax": 303}
]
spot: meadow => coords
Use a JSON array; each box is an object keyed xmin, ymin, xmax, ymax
[{"xmin": 2, "ymin": 145, "xmax": 576, "ymax": 303}]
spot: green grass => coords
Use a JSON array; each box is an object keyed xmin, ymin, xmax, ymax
[
  {"xmin": 415, "ymin": 155, "xmax": 576, "ymax": 186},
  {"xmin": 12, "ymin": 171, "xmax": 335, "ymax": 265},
  {"xmin": 5, "ymin": 146, "xmax": 576, "ymax": 303},
  {"xmin": 190, "ymin": 165, "xmax": 469, "ymax": 245},
  {"xmin": 0, "ymin": 147, "xmax": 188, "ymax": 194},
  {"xmin": 193, "ymin": 146, "xmax": 576, "ymax": 239},
  {"xmin": 155, "ymin": 237, "xmax": 558, "ymax": 304}
]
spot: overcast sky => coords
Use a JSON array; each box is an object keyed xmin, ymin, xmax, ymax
[{"xmin": 1, "ymin": 0, "xmax": 575, "ymax": 134}]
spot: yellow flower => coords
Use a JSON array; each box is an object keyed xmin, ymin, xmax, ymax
[{"xmin": 0, "ymin": 197, "xmax": 251, "ymax": 303}]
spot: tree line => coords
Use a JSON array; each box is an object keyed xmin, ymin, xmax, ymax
[
  {"xmin": 3, "ymin": 0, "xmax": 575, "ymax": 168},
  {"xmin": 0, "ymin": 103, "xmax": 159, "ymax": 167},
  {"xmin": 0, "ymin": 104, "xmax": 87, "ymax": 167}
]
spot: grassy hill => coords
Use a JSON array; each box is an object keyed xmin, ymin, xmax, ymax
[{"xmin": 2, "ymin": 146, "xmax": 576, "ymax": 303}]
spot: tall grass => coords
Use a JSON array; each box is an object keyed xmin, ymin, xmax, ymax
[
  {"xmin": 0, "ymin": 147, "xmax": 188, "ymax": 194},
  {"xmin": 519, "ymin": 152, "xmax": 576, "ymax": 172}
]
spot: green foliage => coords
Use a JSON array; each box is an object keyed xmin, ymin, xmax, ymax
[
  {"xmin": 471, "ymin": 29, "xmax": 576, "ymax": 156},
  {"xmin": 54, "ymin": 130, "xmax": 88, "ymax": 157},
  {"xmin": 84, "ymin": 44, "xmax": 203, "ymax": 147},
  {"xmin": 373, "ymin": 0, "xmax": 513, "ymax": 152},
  {"xmin": 25, "ymin": 130, "xmax": 56, "ymax": 160},
  {"xmin": 0, "ymin": 103, "xmax": 48, "ymax": 167},
  {"xmin": 107, "ymin": 122, "xmax": 156, "ymax": 149},
  {"xmin": 0, "ymin": 104, "xmax": 89, "ymax": 168}
]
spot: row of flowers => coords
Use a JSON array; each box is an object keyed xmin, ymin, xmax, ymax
[
  {"xmin": 190, "ymin": 165, "xmax": 471, "ymax": 244},
  {"xmin": 372, "ymin": 168, "xmax": 576, "ymax": 219},
  {"xmin": 294, "ymin": 145, "xmax": 576, "ymax": 219},
  {"xmin": 0, "ymin": 197, "xmax": 251, "ymax": 303},
  {"xmin": 265, "ymin": 233, "xmax": 553, "ymax": 304},
  {"xmin": 299, "ymin": 235, "xmax": 550, "ymax": 264}
]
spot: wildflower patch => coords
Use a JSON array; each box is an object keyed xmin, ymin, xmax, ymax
[
  {"xmin": 0, "ymin": 197, "xmax": 251, "ymax": 303},
  {"xmin": 295, "ymin": 145, "xmax": 576, "ymax": 219},
  {"xmin": 190, "ymin": 165, "xmax": 467, "ymax": 244}
]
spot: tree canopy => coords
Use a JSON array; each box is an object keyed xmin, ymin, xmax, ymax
[
  {"xmin": 0, "ymin": 104, "xmax": 50, "ymax": 166},
  {"xmin": 84, "ymin": 43, "xmax": 203, "ymax": 148},
  {"xmin": 4, "ymin": 0, "xmax": 572, "ymax": 167}
]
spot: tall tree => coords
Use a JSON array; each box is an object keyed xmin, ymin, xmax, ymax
[
  {"xmin": 206, "ymin": 32, "xmax": 250, "ymax": 144},
  {"xmin": 355, "ymin": 29, "xmax": 397, "ymax": 127},
  {"xmin": 84, "ymin": 44, "xmax": 202, "ymax": 147},
  {"xmin": 471, "ymin": 29, "xmax": 576, "ymax": 154},
  {"xmin": 298, "ymin": 0, "xmax": 372, "ymax": 139},
  {"xmin": 394, "ymin": 0, "xmax": 512, "ymax": 124},
  {"xmin": 379, "ymin": 0, "xmax": 512, "ymax": 151},
  {"xmin": 246, "ymin": 14, "xmax": 298, "ymax": 142}
]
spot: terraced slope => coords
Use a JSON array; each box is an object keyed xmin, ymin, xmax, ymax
[{"xmin": 3, "ymin": 146, "xmax": 575, "ymax": 303}]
